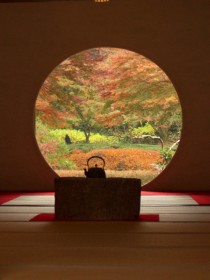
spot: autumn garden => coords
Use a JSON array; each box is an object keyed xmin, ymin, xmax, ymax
[{"xmin": 35, "ymin": 48, "xmax": 182, "ymax": 185}]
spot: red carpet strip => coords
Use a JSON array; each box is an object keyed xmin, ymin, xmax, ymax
[
  {"xmin": 30, "ymin": 213, "xmax": 160, "ymax": 222},
  {"xmin": 188, "ymin": 194, "xmax": 210, "ymax": 205},
  {"xmin": 0, "ymin": 193, "xmax": 21, "ymax": 204}
]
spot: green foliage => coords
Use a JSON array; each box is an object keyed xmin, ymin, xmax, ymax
[
  {"xmin": 159, "ymin": 148, "xmax": 174, "ymax": 167},
  {"xmin": 40, "ymin": 128, "xmax": 120, "ymax": 146},
  {"xmin": 90, "ymin": 133, "xmax": 119, "ymax": 144},
  {"xmin": 47, "ymin": 152, "xmax": 76, "ymax": 170},
  {"xmin": 35, "ymin": 118, "xmax": 50, "ymax": 142},
  {"xmin": 56, "ymin": 141, "xmax": 71, "ymax": 154},
  {"xmin": 49, "ymin": 129, "xmax": 86, "ymax": 143},
  {"xmin": 131, "ymin": 123, "xmax": 155, "ymax": 137},
  {"xmin": 55, "ymin": 158, "xmax": 76, "ymax": 170}
]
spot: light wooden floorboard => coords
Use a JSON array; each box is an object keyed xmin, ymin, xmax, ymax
[
  {"xmin": 1, "ymin": 264, "xmax": 210, "ymax": 280},
  {"xmin": 1, "ymin": 221, "xmax": 210, "ymax": 233},
  {"xmin": 1, "ymin": 223, "xmax": 210, "ymax": 279},
  {"xmin": 1, "ymin": 232, "xmax": 210, "ymax": 248},
  {"xmin": 1, "ymin": 246, "xmax": 210, "ymax": 266},
  {"xmin": 0, "ymin": 213, "xmax": 37, "ymax": 222}
]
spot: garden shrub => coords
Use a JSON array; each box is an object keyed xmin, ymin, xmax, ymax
[
  {"xmin": 160, "ymin": 148, "xmax": 173, "ymax": 165},
  {"xmin": 131, "ymin": 122, "xmax": 155, "ymax": 137},
  {"xmin": 90, "ymin": 133, "xmax": 119, "ymax": 144}
]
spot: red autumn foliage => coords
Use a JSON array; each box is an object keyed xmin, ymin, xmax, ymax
[
  {"xmin": 69, "ymin": 148, "xmax": 161, "ymax": 170},
  {"xmin": 38, "ymin": 141, "xmax": 57, "ymax": 157}
]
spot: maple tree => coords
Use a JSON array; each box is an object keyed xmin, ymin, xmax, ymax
[
  {"xmin": 36, "ymin": 47, "xmax": 182, "ymax": 142},
  {"xmin": 91, "ymin": 48, "xmax": 181, "ymax": 141}
]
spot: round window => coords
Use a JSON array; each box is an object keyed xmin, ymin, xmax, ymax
[{"xmin": 35, "ymin": 47, "xmax": 182, "ymax": 186}]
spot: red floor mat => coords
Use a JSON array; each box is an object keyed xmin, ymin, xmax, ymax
[
  {"xmin": 30, "ymin": 213, "xmax": 160, "ymax": 222},
  {"xmin": 189, "ymin": 194, "xmax": 210, "ymax": 205},
  {"xmin": 0, "ymin": 193, "xmax": 21, "ymax": 204}
]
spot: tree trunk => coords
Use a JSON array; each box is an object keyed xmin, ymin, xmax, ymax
[
  {"xmin": 84, "ymin": 131, "xmax": 90, "ymax": 143},
  {"xmin": 157, "ymin": 127, "xmax": 168, "ymax": 142}
]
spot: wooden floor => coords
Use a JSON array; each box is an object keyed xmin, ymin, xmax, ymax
[{"xmin": 1, "ymin": 193, "xmax": 210, "ymax": 279}]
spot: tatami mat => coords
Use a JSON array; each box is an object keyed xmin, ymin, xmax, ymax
[
  {"xmin": 0, "ymin": 192, "xmax": 210, "ymax": 222},
  {"xmin": 3, "ymin": 194, "xmax": 197, "ymax": 206},
  {"xmin": 141, "ymin": 206, "xmax": 210, "ymax": 214},
  {"xmin": 160, "ymin": 214, "xmax": 210, "ymax": 222},
  {"xmin": 4, "ymin": 195, "xmax": 55, "ymax": 206},
  {"xmin": 0, "ymin": 206, "xmax": 54, "ymax": 213},
  {"xmin": 141, "ymin": 195, "xmax": 197, "ymax": 205}
]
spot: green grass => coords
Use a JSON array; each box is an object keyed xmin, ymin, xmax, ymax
[{"xmin": 67, "ymin": 143, "xmax": 163, "ymax": 153}]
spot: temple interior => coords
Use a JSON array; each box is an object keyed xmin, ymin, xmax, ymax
[{"xmin": 0, "ymin": 0, "xmax": 210, "ymax": 279}]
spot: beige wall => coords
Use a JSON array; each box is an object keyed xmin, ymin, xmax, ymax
[{"xmin": 0, "ymin": 0, "xmax": 209, "ymax": 191}]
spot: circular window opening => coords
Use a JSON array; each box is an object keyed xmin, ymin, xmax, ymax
[{"xmin": 35, "ymin": 47, "xmax": 182, "ymax": 186}]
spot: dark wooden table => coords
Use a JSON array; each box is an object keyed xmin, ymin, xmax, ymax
[{"xmin": 55, "ymin": 177, "xmax": 141, "ymax": 221}]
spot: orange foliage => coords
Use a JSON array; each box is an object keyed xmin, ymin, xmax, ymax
[
  {"xmin": 36, "ymin": 99, "xmax": 50, "ymax": 111},
  {"xmin": 69, "ymin": 148, "xmax": 161, "ymax": 171}
]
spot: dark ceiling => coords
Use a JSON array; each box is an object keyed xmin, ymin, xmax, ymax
[{"xmin": 0, "ymin": 0, "xmax": 90, "ymax": 2}]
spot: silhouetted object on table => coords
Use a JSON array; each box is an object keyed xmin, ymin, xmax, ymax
[
  {"xmin": 65, "ymin": 134, "xmax": 71, "ymax": 144},
  {"xmin": 84, "ymin": 156, "xmax": 106, "ymax": 178}
]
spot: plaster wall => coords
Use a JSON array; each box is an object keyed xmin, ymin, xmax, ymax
[{"xmin": 0, "ymin": 0, "xmax": 209, "ymax": 191}]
